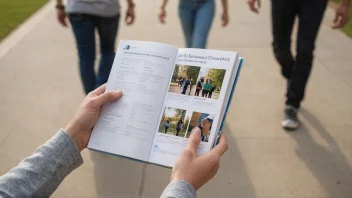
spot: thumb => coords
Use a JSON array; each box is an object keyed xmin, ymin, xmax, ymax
[
  {"xmin": 94, "ymin": 90, "xmax": 122, "ymax": 106},
  {"xmin": 333, "ymin": 12, "xmax": 339, "ymax": 24},
  {"xmin": 186, "ymin": 127, "xmax": 201, "ymax": 154}
]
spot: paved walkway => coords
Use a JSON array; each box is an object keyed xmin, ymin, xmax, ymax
[{"xmin": 1, "ymin": 0, "xmax": 352, "ymax": 197}]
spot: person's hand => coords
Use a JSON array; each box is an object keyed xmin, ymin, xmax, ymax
[
  {"xmin": 159, "ymin": 7, "xmax": 167, "ymax": 24},
  {"xmin": 65, "ymin": 84, "xmax": 122, "ymax": 151},
  {"xmin": 221, "ymin": 11, "xmax": 229, "ymax": 27},
  {"xmin": 125, "ymin": 5, "xmax": 135, "ymax": 25},
  {"xmin": 332, "ymin": 3, "xmax": 350, "ymax": 29},
  {"xmin": 248, "ymin": 0, "xmax": 261, "ymax": 13},
  {"xmin": 57, "ymin": 9, "xmax": 67, "ymax": 27},
  {"xmin": 170, "ymin": 128, "xmax": 228, "ymax": 190}
]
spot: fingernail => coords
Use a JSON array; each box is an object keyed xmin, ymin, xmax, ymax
[
  {"xmin": 115, "ymin": 90, "xmax": 122, "ymax": 94},
  {"xmin": 192, "ymin": 127, "xmax": 200, "ymax": 136}
]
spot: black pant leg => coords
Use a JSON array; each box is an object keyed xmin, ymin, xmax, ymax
[
  {"xmin": 286, "ymin": 0, "xmax": 327, "ymax": 108},
  {"xmin": 271, "ymin": 0, "xmax": 297, "ymax": 79}
]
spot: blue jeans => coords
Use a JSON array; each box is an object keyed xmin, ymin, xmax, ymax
[
  {"xmin": 178, "ymin": 0, "xmax": 215, "ymax": 48},
  {"xmin": 69, "ymin": 14, "xmax": 119, "ymax": 94}
]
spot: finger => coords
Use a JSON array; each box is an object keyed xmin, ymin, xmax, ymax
[
  {"xmin": 94, "ymin": 90, "xmax": 123, "ymax": 106},
  {"xmin": 160, "ymin": 15, "xmax": 165, "ymax": 24},
  {"xmin": 62, "ymin": 18, "xmax": 68, "ymax": 27},
  {"xmin": 58, "ymin": 17, "xmax": 66, "ymax": 27},
  {"xmin": 223, "ymin": 18, "xmax": 229, "ymax": 27},
  {"xmin": 125, "ymin": 12, "xmax": 129, "ymax": 24},
  {"xmin": 248, "ymin": 2, "xmax": 258, "ymax": 13},
  {"xmin": 126, "ymin": 14, "xmax": 134, "ymax": 25},
  {"xmin": 221, "ymin": 16, "xmax": 226, "ymax": 27},
  {"xmin": 89, "ymin": 84, "xmax": 107, "ymax": 97},
  {"xmin": 186, "ymin": 127, "xmax": 201, "ymax": 154},
  {"xmin": 333, "ymin": 13, "xmax": 339, "ymax": 24},
  {"xmin": 210, "ymin": 134, "xmax": 228, "ymax": 156},
  {"xmin": 332, "ymin": 17, "xmax": 342, "ymax": 29},
  {"xmin": 130, "ymin": 15, "xmax": 135, "ymax": 24},
  {"xmin": 126, "ymin": 16, "xmax": 131, "ymax": 24}
]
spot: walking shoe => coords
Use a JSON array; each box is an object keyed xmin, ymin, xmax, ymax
[{"xmin": 282, "ymin": 105, "xmax": 299, "ymax": 130}]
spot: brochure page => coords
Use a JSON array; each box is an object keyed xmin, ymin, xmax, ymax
[
  {"xmin": 148, "ymin": 48, "xmax": 238, "ymax": 167},
  {"xmin": 88, "ymin": 40, "xmax": 178, "ymax": 161}
]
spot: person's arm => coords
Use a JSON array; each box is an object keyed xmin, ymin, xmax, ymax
[
  {"xmin": 0, "ymin": 85, "xmax": 122, "ymax": 197},
  {"xmin": 159, "ymin": 0, "xmax": 168, "ymax": 24},
  {"xmin": 161, "ymin": 128, "xmax": 228, "ymax": 198},
  {"xmin": 161, "ymin": 181, "xmax": 197, "ymax": 198},
  {"xmin": 56, "ymin": 0, "xmax": 67, "ymax": 27},
  {"xmin": 125, "ymin": 0, "xmax": 135, "ymax": 25},
  {"xmin": 332, "ymin": 0, "xmax": 351, "ymax": 29},
  {"xmin": 221, "ymin": 0, "xmax": 229, "ymax": 26},
  {"xmin": 0, "ymin": 130, "xmax": 83, "ymax": 197}
]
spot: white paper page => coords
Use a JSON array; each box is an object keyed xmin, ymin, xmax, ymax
[
  {"xmin": 88, "ymin": 40, "xmax": 178, "ymax": 161},
  {"xmin": 148, "ymin": 48, "xmax": 238, "ymax": 167}
]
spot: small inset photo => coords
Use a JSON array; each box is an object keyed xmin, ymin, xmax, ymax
[
  {"xmin": 168, "ymin": 64, "xmax": 201, "ymax": 96},
  {"xmin": 158, "ymin": 107, "xmax": 191, "ymax": 137},
  {"xmin": 186, "ymin": 112, "xmax": 215, "ymax": 142},
  {"xmin": 194, "ymin": 67, "xmax": 226, "ymax": 99}
]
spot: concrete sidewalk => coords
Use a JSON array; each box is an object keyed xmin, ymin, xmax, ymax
[{"xmin": 1, "ymin": 0, "xmax": 352, "ymax": 197}]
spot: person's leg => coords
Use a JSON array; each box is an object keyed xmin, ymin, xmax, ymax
[
  {"xmin": 178, "ymin": 0, "xmax": 195, "ymax": 48},
  {"xmin": 271, "ymin": 0, "xmax": 297, "ymax": 80},
  {"xmin": 192, "ymin": 0, "xmax": 215, "ymax": 48},
  {"xmin": 96, "ymin": 14, "xmax": 120, "ymax": 87},
  {"xmin": 176, "ymin": 129, "xmax": 180, "ymax": 136},
  {"xmin": 203, "ymin": 90, "xmax": 208, "ymax": 98},
  {"xmin": 165, "ymin": 126, "xmax": 167, "ymax": 133},
  {"xmin": 68, "ymin": 14, "xmax": 96, "ymax": 94},
  {"xmin": 287, "ymin": 0, "xmax": 327, "ymax": 108}
]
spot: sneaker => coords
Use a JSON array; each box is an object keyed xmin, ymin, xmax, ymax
[{"xmin": 282, "ymin": 105, "xmax": 299, "ymax": 130}]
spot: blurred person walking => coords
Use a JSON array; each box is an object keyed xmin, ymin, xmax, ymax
[
  {"xmin": 195, "ymin": 77, "xmax": 204, "ymax": 96},
  {"xmin": 165, "ymin": 118, "xmax": 171, "ymax": 134},
  {"xmin": 202, "ymin": 79, "xmax": 211, "ymax": 97},
  {"xmin": 175, "ymin": 119, "xmax": 183, "ymax": 136},
  {"xmin": 56, "ymin": 0, "xmax": 135, "ymax": 94},
  {"xmin": 248, "ymin": 0, "xmax": 351, "ymax": 130},
  {"xmin": 159, "ymin": 0, "xmax": 229, "ymax": 48},
  {"xmin": 181, "ymin": 77, "xmax": 191, "ymax": 94},
  {"xmin": 188, "ymin": 77, "xmax": 193, "ymax": 95},
  {"xmin": 208, "ymin": 85, "xmax": 216, "ymax": 98}
]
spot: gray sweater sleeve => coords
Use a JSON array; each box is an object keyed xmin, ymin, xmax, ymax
[
  {"xmin": 161, "ymin": 180, "xmax": 197, "ymax": 198},
  {"xmin": 0, "ymin": 129, "xmax": 83, "ymax": 198},
  {"xmin": 0, "ymin": 129, "xmax": 196, "ymax": 198}
]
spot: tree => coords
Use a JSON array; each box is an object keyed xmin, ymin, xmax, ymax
[
  {"xmin": 172, "ymin": 65, "xmax": 179, "ymax": 82},
  {"xmin": 206, "ymin": 69, "xmax": 226, "ymax": 90},
  {"xmin": 175, "ymin": 108, "xmax": 186, "ymax": 119},
  {"xmin": 186, "ymin": 66, "xmax": 201, "ymax": 84},
  {"xmin": 183, "ymin": 116, "xmax": 190, "ymax": 130}
]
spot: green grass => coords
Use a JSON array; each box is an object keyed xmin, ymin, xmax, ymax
[
  {"xmin": 331, "ymin": 0, "xmax": 352, "ymax": 37},
  {"xmin": 0, "ymin": 0, "xmax": 48, "ymax": 41}
]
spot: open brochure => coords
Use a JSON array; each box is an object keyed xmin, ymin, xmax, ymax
[{"xmin": 88, "ymin": 40, "xmax": 244, "ymax": 167}]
